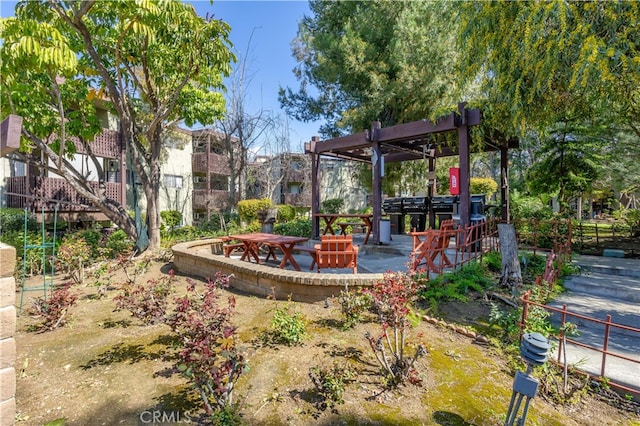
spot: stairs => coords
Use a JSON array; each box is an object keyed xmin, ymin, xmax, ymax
[{"xmin": 546, "ymin": 254, "xmax": 640, "ymax": 393}]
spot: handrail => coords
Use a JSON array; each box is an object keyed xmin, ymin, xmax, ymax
[{"xmin": 520, "ymin": 290, "xmax": 640, "ymax": 394}]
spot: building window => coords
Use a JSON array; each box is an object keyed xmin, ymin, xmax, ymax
[
  {"xmin": 288, "ymin": 183, "xmax": 302, "ymax": 194},
  {"xmin": 193, "ymin": 175, "xmax": 206, "ymax": 189},
  {"xmin": 164, "ymin": 174, "xmax": 183, "ymax": 189},
  {"xmin": 193, "ymin": 139, "xmax": 206, "ymax": 153}
]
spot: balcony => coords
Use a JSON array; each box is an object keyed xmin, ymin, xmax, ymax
[
  {"xmin": 192, "ymin": 152, "xmax": 230, "ymax": 175},
  {"xmin": 6, "ymin": 176, "xmax": 121, "ymax": 212},
  {"xmin": 283, "ymin": 193, "xmax": 311, "ymax": 207},
  {"xmin": 192, "ymin": 189, "xmax": 233, "ymax": 211}
]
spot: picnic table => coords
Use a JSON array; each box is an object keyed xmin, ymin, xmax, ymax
[
  {"xmin": 313, "ymin": 213, "xmax": 373, "ymax": 244},
  {"xmin": 226, "ymin": 233, "xmax": 309, "ymax": 271}
]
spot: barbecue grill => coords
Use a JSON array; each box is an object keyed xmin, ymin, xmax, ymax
[
  {"xmin": 403, "ymin": 197, "xmax": 428, "ymax": 232},
  {"xmin": 382, "ymin": 198, "xmax": 405, "ymax": 234},
  {"xmin": 382, "ymin": 198, "xmax": 403, "ymax": 214},
  {"xmin": 381, "ymin": 194, "xmax": 485, "ymax": 233}
]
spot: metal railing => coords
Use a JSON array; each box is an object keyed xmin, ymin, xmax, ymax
[{"xmin": 520, "ymin": 290, "xmax": 640, "ymax": 394}]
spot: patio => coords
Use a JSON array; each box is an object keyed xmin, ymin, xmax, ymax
[{"xmin": 172, "ymin": 228, "xmax": 490, "ymax": 302}]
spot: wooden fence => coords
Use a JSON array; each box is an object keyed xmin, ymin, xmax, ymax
[{"xmin": 573, "ymin": 221, "xmax": 638, "ymax": 256}]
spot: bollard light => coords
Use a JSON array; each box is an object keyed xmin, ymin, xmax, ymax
[{"xmin": 505, "ymin": 332, "xmax": 550, "ymax": 426}]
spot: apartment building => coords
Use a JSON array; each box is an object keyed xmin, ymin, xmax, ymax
[{"xmin": 0, "ymin": 108, "xmax": 214, "ymax": 228}]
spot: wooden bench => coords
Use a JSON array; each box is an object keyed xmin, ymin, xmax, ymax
[
  {"xmin": 313, "ymin": 234, "xmax": 359, "ymax": 273},
  {"xmin": 220, "ymin": 237, "xmax": 246, "ymax": 257},
  {"xmin": 337, "ymin": 222, "xmax": 367, "ymax": 235},
  {"xmin": 293, "ymin": 245, "xmax": 317, "ymax": 270}
]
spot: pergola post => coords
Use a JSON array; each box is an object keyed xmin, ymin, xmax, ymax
[
  {"xmin": 457, "ymin": 103, "xmax": 471, "ymax": 226},
  {"xmin": 371, "ymin": 121, "xmax": 382, "ymax": 244},
  {"xmin": 306, "ymin": 137, "xmax": 321, "ymax": 238},
  {"xmin": 428, "ymin": 147, "xmax": 436, "ymax": 229}
]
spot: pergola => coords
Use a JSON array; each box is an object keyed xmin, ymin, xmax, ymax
[{"xmin": 305, "ymin": 103, "xmax": 519, "ymax": 244}]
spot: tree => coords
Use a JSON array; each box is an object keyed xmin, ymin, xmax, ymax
[
  {"xmin": 526, "ymin": 120, "xmax": 607, "ymax": 214},
  {"xmin": 458, "ymin": 1, "xmax": 640, "ymax": 139},
  {"xmin": 0, "ymin": 1, "xmax": 234, "ymax": 252},
  {"xmin": 279, "ymin": 1, "xmax": 464, "ymax": 198},
  {"xmin": 459, "ymin": 2, "xmax": 640, "ymax": 215},
  {"xmin": 280, "ymin": 0, "xmax": 460, "ymax": 137},
  {"xmin": 213, "ymin": 35, "xmax": 275, "ymax": 209}
]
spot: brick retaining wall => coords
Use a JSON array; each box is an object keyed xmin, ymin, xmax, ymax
[
  {"xmin": 172, "ymin": 239, "xmax": 383, "ymax": 303},
  {"xmin": 0, "ymin": 243, "xmax": 16, "ymax": 426}
]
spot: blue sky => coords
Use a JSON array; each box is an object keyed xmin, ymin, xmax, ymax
[{"xmin": 1, "ymin": 1, "xmax": 323, "ymax": 151}]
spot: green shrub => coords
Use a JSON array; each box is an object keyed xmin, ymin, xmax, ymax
[
  {"xmin": 274, "ymin": 219, "xmax": 312, "ymax": 238},
  {"xmin": 470, "ymin": 177, "xmax": 498, "ymax": 197},
  {"xmin": 321, "ymin": 198, "xmax": 343, "ymax": 214},
  {"xmin": 5, "ymin": 231, "xmax": 50, "ymax": 276},
  {"xmin": 336, "ymin": 287, "xmax": 372, "ymax": 329},
  {"xmin": 0, "ymin": 230, "xmax": 25, "ymax": 255},
  {"xmin": 417, "ymin": 262, "xmax": 494, "ymax": 310},
  {"xmin": 57, "ymin": 234, "xmax": 92, "ymax": 285},
  {"xmin": 198, "ymin": 212, "xmax": 240, "ymax": 233},
  {"xmin": 621, "ymin": 208, "xmax": 640, "ymax": 236},
  {"xmin": 237, "ymin": 198, "xmax": 273, "ymax": 224},
  {"xmin": 309, "ymin": 361, "xmax": 357, "ymax": 410},
  {"xmin": 510, "ymin": 192, "xmax": 554, "ymax": 221},
  {"xmin": 276, "ymin": 204, "xmax": 296, "ymax": 223},
  {"xmin": 294, "ymin": 206, "xmax": 311, "ymax": 218},
  {"xmin": 80, "ymin": 229, "xmax": 102, "ymax": 260},
  {"xmin": 270, "ymin": 298, "xmax": 307, "ymax": 346},
  {"xmin": 482, "ymin": 251, "xmax": 502, "ymax": 273},
  {"xmin": 160, "ymin": 210, "xmax": 182, "ymax": 229},
  {"xmin": 105, "ymin": 230, "xmax": 133, "ymax": 258},
  {"xmin": 0, "ymin": 208, "xmax": 38, "ymax": 232}
]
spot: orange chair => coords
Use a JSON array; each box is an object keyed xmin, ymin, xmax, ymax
[{"xmin": 314, "ymin": 234, "xmax": 359, "ymax": 274}]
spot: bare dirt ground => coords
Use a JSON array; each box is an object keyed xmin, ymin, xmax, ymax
[{"xmin": 13, "ymin": 259, "xmax": 640, "ymax": 425}]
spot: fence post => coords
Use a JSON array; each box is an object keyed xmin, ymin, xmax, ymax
[
  {"xmin": 568, "ymin": 219, "xmax": 573, "ymax": 255},
  {"xmin": 557, "ymin": 304, "xmax": 568, "ymax": 363},
  {"xmin": 601, "ymin": 314, "xmax": 612, "ymax": 379},
  {"xmin": 0, "ymin": 243, "xmax": 16, "ymax": 426},
  {"xmin": 519, "ymin": 291, "xmax": 531, "ymax": 338}
]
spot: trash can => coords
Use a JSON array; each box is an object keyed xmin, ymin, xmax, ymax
[
  {"xmin": 389, "ymin": 214, "xmax": 404, "ymax": 234},
  {"xmin": 379, "ymin": 219, "xmax": 391, "ymax": 244}
]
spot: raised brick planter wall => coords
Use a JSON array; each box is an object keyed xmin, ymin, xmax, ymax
[
  {"xmin": 0, "ymin": 243, "xmax": 16, "ymax": 426},
  {"xmin": 172, "ymin": 239, "xmax": 383, "ymax": 303}
]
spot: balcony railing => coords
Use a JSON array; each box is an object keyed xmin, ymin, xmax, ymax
[
  {"xmin": 192, "ymin": 152, "xmax": 230, "ymax": 175},
  {"xmin": 192, "ymin": 189, "xmax": 232, "ymax": 210},
  {"xmin": 283, "ymin": 193, "xmax": 311, "ymax": 207},
  {"xmin": 6, "ymin": 176, "xmax": 121, "ymax": 211}
]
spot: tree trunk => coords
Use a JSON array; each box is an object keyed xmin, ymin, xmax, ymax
[{"xmin": 498, "ymin": 223, "xmax": 522, "ymax": 293}]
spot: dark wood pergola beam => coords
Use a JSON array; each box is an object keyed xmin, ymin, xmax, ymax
[
  {"xmin": 307, "ymin": 132, "xmax": 369, "ymax": 154},
  {"xmin": 374, "ymin": 109, "xmax": 481, "ymax": 144},
  {"xmin": 307, "ymin": 103, "xmax": 517, "ymax": 243}
]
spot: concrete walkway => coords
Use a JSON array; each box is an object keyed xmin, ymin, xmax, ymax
[{"xmin": 547, "ymin": 254, "xmax": 640, "ymax": 394}]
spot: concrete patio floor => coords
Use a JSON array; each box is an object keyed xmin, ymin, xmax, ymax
[{"xmin": 228, "ymin": 232, "xmax": 428, "ymax": 274}]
